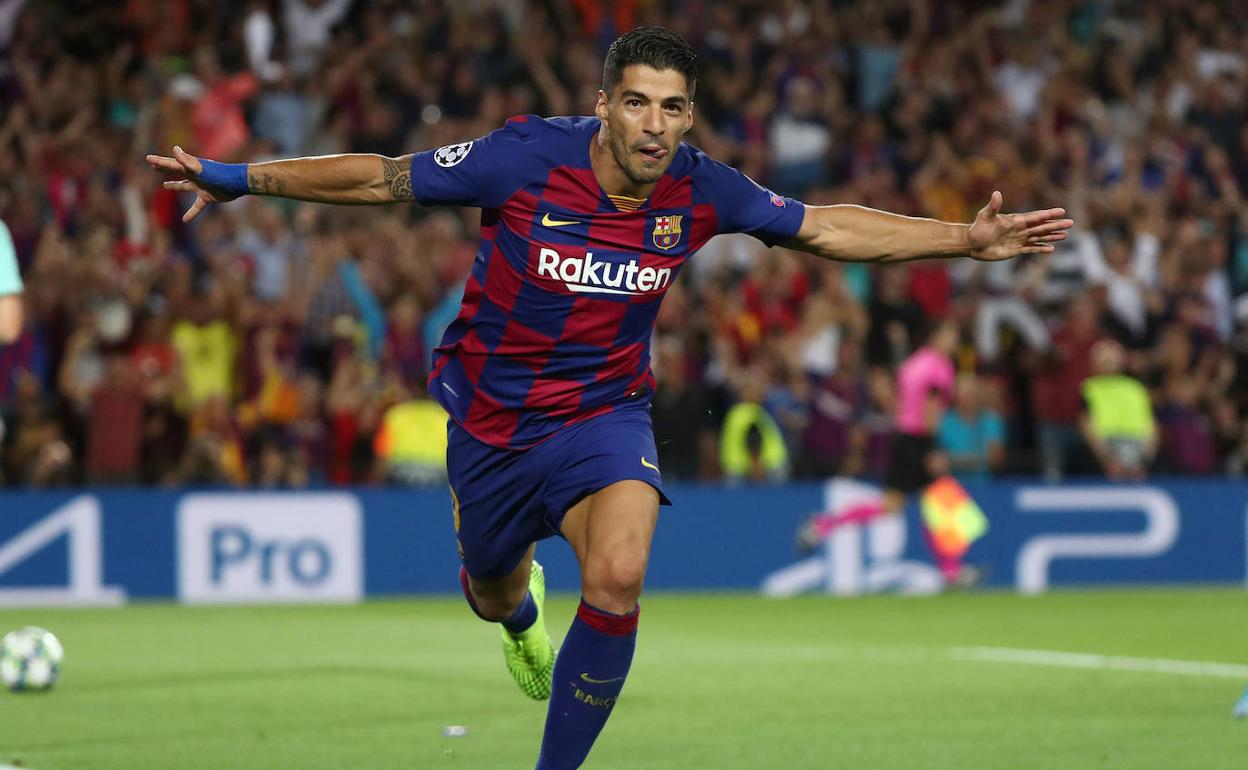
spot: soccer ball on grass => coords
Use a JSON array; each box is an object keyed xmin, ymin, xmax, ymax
[{"xmin": 0, "ymin": 626, "xmax": 64, "ymax": 692}]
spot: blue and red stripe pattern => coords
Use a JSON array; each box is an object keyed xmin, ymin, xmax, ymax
[{"xmin": 414, "ymin": 115, "xmax": 805, "ymax": 449}]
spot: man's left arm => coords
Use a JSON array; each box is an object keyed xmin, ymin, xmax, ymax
[{"xmin": 782, "ymin": 191, "xmax": 1073, "ymax": 264}]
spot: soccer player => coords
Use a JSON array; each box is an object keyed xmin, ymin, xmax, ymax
[
  {"xmin": 148, "ymin": 27, "xmax": 1071, "ymax": 769},
  {"xmin": 0, "ymin": 217, "xmax": 23, "ymax": 344}
]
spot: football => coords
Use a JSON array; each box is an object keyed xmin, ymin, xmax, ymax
[{"xmin": 0, "ymin": 626, "xmax": 64, "ymax": 692}]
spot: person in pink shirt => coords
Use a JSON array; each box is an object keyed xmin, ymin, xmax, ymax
[
  {"xmin": 799, "ymin": 318, "xmax": 975, "ymax": 586},
  {"xmin": 190, "ymin": 48, "xmax": 259, "ymax": 162},
  {"xmin": 894, "ymin": 321, "xmax": 957, "ymax": 439}
]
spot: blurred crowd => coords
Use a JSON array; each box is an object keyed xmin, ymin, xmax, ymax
[{"xmin": 1, "ymin": 0, "xmax": 1247, "ymax": 488}]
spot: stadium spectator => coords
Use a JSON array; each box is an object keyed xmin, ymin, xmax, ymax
[
  {"xmin": 244, "ymin": 1, "xmax": 284, "ymax": 84},
  {"xmin": 650, "ymin": 337, "xmax": 718, "ymax": 482},
  {"xmin": 171, "ymin": 291, "xmax": 238, "ymax": 409},
  {"xmin": 283, "ymin": 0, "xmax": 356, "ymax": 77},
  {"xmin": 720, "ymin": 369, "xmax": 789, "ymax": 485},
  {"xmin": 938, "ymin": 374, "xmax": 1005, "ymax": 482},
  {"xmin": 1080, "ymin": 339, "xmax": 1157, "ymax": 481},
  {"xmin": 188, "ymin": 47, "xmax": 259, "ymax": 163},
  {"xmin": 972, "ymin": 256, "xmax": 1052, "ymax": 365},
  {"xmin": 1156, "ymin": 374, "xmax": 1218, "ymax": 475},
  {"xmin": 372, "ymin": 387, "xmax": 448, "ymax": 487},
  {"xmin": 1031, "ymin": 292, "xmax": 1106, "ymax": 481},
  {"xmin": 769, "ymin": 76, "xmax": 831, "ymax": 197},
  {"xmin": 1, "ymin": 370, "xmax": 71, "ymax": 486},
  {"xmin": 801, "ymin": 338, "xmax": 869, "ymax": 478},
  {"xmin": 86, "ymin": 353, "xmax": 144, "ymax": 484}
]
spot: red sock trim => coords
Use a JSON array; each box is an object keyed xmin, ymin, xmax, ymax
[{"xmin": 577, "ymin": 599, "xmax": 640, "ymax": 636}]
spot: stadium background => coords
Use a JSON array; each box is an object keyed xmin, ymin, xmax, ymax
[
  {"xmin": 2, "ymin": 0, "xmax": 1247, "ymax": 486},
  {"xmin": 2, "ymin": 1, "xmax": 1248, "ymax": 769}
]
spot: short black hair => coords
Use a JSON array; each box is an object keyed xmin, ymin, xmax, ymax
[{"xmin": 602, "ymin": 27, "xmax": 698, "ymax": 99}]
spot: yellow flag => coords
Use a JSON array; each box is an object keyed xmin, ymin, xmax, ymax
[{"xmin": 920, "ymin": 476, "xmax": 989, "ymax": 557}]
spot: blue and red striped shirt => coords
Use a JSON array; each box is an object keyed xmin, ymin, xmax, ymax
[{"xmin": 415, "ymin": 115, "xmax": 805, "ymax": 449}]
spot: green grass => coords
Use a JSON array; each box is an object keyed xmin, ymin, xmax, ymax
[{"xmin": 2, "ymin": 590, "xmax": 1247, "ymax": 769}]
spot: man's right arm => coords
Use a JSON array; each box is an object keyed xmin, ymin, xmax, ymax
[
  {"xmin": 151, "ymin": 120, "xmax": 525, "ymax": 222},
  {"xmin": 146, "ymin": 146, "xmax": 414, "ymax": 222},
  {"xmin": 244, "ymin": 153, "xmax": 413, "ymax": 203}
]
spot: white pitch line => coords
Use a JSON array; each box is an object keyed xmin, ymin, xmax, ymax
[{"xmin": 952, "ymin": 646, "xmax": 1248, "ymax": 680}]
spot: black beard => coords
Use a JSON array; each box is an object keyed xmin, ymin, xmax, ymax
[{"xmin": 609, "ymin": 133, "xmax": 665, "ymax": 186}]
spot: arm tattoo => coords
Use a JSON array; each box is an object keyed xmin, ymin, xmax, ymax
[
  {"xmin": 247, "ymin": 171, "xmax": 286, "ymax": 197},
  {"xmin": 382, "ymin": 155, "xmax": 414, "ymax": 201}
]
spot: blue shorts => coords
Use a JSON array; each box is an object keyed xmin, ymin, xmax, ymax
[{"xmin": 447, "ymin": 405, "xmax": 671, "ymax": 580}]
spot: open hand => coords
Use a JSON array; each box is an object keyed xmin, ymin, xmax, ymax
[
  {"xmin": 145, "ymin": 146, "xmax": 239, "ymax": 223},
  {"xmin": 967, "ymin": 191, "xmax": 1073, "ymax": 262}
]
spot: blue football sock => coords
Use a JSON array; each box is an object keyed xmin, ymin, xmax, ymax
[
  {"xmin": 502, "ymin": 591, "xmax": 538, "ymax": 635},
  {"xmin": 535, "ymin": 599, "xmax": 639, "ymax": 770}
]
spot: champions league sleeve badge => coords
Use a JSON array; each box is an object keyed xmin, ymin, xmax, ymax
[{"xmin": 434, "ymin": 141, "xmax": 474, "ymax": 168}]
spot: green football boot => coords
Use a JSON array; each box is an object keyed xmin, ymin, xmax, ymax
[{"xmin": 501, "ymin": 560, "xmax": 555, "ymax": 700}]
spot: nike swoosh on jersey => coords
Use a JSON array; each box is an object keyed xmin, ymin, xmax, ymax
[
  {"xmin": 542, "ymin": 212, "xmax": 579, "ymax": 227},
  {"xmin": 640, "ymin": 456, "xmax": 659, "ymax": 471},
  {"xmin": 580, "ymin": 672, "xmax": 626, "ymax": 684}
]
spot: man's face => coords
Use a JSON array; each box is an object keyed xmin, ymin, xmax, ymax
[{"xmin": 596, "ymin": 65, "xmax": 693, "ymax": 186}]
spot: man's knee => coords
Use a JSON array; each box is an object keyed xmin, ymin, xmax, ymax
[
  {"xmin": 463, "ymin": 570, "xmax": 529, "ymax": 622},
  {"xmin": 469, "ymin": 587, "xmax": 525, "ymax": 622},
  {"xmin": 582, "ymin": 551, "xmax": 648, "ymax": 613}
]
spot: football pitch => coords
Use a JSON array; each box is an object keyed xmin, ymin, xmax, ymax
[{"xmin": 2, "ymin": 590, "xmax": 1246, "ymax": 769}]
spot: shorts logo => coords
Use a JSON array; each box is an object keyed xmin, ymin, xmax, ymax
[
  {"xmin": 652, "ymin": 215, "xmax": 683, "ymax": 250},
  {"xmin": 434, "ymin": 141, "xmax": 473, "ymax": 168},
  {"xmin": 640, "ymin": 456, "xmax": 659, "ymax": 472}
]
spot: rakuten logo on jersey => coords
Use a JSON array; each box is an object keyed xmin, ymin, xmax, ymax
[{"xmin": 537, "ymin": 247, "xmax": 672, "ymax": 296}]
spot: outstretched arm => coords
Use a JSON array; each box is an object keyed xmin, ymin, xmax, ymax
[
  {"xmin": 146, "ymin": 146, "xmax": 413, "ymax": 222},
  {"xmin": 783, "ymin": 191, "xmax": 1072, "ymax": 263}
]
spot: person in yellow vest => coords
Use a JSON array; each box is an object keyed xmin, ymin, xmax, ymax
[
  {"xmin": 374, "ymin": 390, "xmax": 449, "ymax": 486},
  {"xmin": 170, "ymin": 291, "xmax": 238, "ymax": 409},
  {"xmin": 1079, "ymin": 339, "xmax": 1156, "ymax": 480},
  {"xmin": 720, "ymin": 370, "xmax": 790, "ymax": 484}
]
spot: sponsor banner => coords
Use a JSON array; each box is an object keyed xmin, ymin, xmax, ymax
[
  {"xmin": 0, "ymin": 481, "xmax": 1244, "ymax": 604},
  {"xmin": 177, "ymin": 493, "xmax": 363, "ymax": 604},
  {"xmin": 0, "ymin": 495, "xmax": 126, "ymax": 607},
  {"xmin": 760, "ymin": 479, "xmax": 1247, "ymax": 596}
]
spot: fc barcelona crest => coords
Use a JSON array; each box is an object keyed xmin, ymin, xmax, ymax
[{"xmin": 652, "ymin": 215, "xmax": 683, "ymax": 250}]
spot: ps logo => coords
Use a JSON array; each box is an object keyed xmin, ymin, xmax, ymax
[
  {"xmin": 434, "ymin": 141, "xmax": 473, "ymax": 168},
  {"xmin": 761, "ymin": 479, "xmax": 944, "ymax": 597}
]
